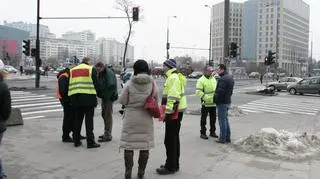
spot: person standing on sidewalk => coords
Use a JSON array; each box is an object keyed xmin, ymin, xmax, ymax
[
  {"xmin": 118, "ymin": 60, "xmax": 158, "ymax": 179},
  {"xmin": 68, "ymin": 57, "xmax": 100, "ymax": 149},
  {"xmin": 156, "ymin": 59, "xmax": 186, "ymax": 175},
  {"xmin": 95, "ymin": 62, "xmax": 118, "ymax": 142},
  {"xmin": 214, "ymin": 64, "xmax": 234, "ymax": 144},
  {"xmin": 196, "ymin": 66, "xmax": 218, "ymax": 140},
  {"xmin": 0, "ymin": 71, "xmax": 11, "ymax": 179},
  {"xmin": 56, "ymin": 67, "xmax": 86, "ymax": 143}
]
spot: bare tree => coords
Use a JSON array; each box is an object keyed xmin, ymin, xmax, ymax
[{"xmin": 116, "ymin": 0, "xmax": 137, "ymax": 68}]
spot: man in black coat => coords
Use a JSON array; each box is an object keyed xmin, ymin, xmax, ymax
[
  {"xmin": 214, "ymin": 64, "xmax": 234, "ymax": 144},
  {"xmin": 0, "ymin": 71, "xmax": 11, "ymax": 179},
  {"xmin": 69, "ymin": 57, "xmax": 101, "ymax": 149}
]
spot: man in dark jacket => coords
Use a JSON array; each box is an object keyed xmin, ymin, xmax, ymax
[
  {"xmin": 95, "ymin": 62, "xmax": 118, "ymax": 142},
  {"xmin": 214, "ymin": 64, "xmax": 234, "ymax": 144},
  {"xmin": 56, "ymin": 67, "xmax": 86, "ymax": 143},
  {"xmin": 68, "ymin": 57, "xmax": 101, "ymax": 149},
  {"xmin": 0, "ymin": 71, "xmax": 11, "ymax": 179}
]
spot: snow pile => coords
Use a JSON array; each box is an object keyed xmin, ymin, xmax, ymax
[
  {"xmin": 228, "ymin": 105, "xmax": 245, "ymax": 117},
  {"xmin": 234, "ymin": 128, "xmax": 320, "ymax": 160}
]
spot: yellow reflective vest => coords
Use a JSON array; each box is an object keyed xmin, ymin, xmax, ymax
[
  {"xmin": 68, "ymin": 63, "xmax": 97, "ymax": 96},
  {"xmin": 195, "ymin": 75, "xmax": 217, "ymax": 107},
  {"xmin": 162, "ymin": 68, "xmax": 186, "ymax": 114}
]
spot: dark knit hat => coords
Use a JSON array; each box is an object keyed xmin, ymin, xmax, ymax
[{"xmin": 163, "ymin": 59, "xmax": 176, "ymax": 69}]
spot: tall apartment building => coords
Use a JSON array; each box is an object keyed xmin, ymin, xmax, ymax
[
  {"xmin": 211, "ymin": 2, "xmax": 243, "ymax": 66},
  {"xmin": 242, "ymin": 0, "xmax": 309, "ymax": 75},
  {"xmin": 3, "ymin": 21, "xmax": 55, "ymax": 38},
  {"xmin": 96, "ymin": 38, "xmax": 134, "ymax": 65},
  {"xmin": 29, "ymin": 37, "xmax": 97, "ymax": 63},
  {"xmin": 62, "ymin": 30, "xmax": 95, "ymax": 43}
]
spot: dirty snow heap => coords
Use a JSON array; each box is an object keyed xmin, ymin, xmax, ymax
[{"xmin": 234, "ymin": 128, "xmax": 320, "ymax": 160}]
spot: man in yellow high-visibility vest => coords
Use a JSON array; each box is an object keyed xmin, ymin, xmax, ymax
[
  {"xmin": 68, "ymin": 57, "xmax": 101, "ymax": 149},
  {"xmin": 196, "ymin": 66, "xmax": 218, "ymax": 140}
]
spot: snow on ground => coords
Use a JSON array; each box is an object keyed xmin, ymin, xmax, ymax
[
  {"xmin": 228, "ymin": 105, "xmax": 246, "ymax": 117},
  {"xmin": 234, "ymin": 128, "xmax": 320, "ymax": 160}
]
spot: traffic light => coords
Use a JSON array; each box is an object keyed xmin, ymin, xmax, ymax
[
  {"xmin": 230, "ymin": 42, "xmax": 238, "ymax": 58},
  {"xmin": 22, "ymin": 40, "xmax": 30, "ymax": 56},
  {"xmin": 267, "ymin": 50, "xmax": 276, "ymax": 65},
  {"xmin": 132, "ymin": 7, "xmax": 139, "ymax": 21},
  {"xmin": 31, "ymin": 48, "xmax": 36, "ymax": 57},
  {"xmin": 264, "ymin": 56, "xmax": 268, "ymax": 65}
]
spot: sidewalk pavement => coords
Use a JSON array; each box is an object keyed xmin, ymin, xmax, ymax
[{"xmin": 2, "ymin": 105, "xmax": 320, "ymax": 179}]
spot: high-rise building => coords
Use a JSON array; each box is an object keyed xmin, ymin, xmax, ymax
[
  {"xmin": 96, "ymin": 38, "xmax": 134, "ymax": 65},
  {"xmin": 62, "ymin": 30, "xmax": 95, "ymax": 43},
  {"xmin": 242, "ymin": 0, "xmax": 310, "ymax": 75},
  {"xmin": 211, "ymin": 2, "xmax": 243, "ymax": 66},
  {"xmin": 3, "ymin": 21, "xmax": 52, "ymax": 38}
]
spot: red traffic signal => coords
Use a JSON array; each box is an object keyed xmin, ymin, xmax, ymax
[
  {"xmin": 264, "ymin": 56, "xmax": 268, "ymax": 65},
  {"xmin": 23, "ymin": 40, "xmax": 30, "ymax": 56},
  {"xmin": 132, "ymin": 7, "xmax": 139, "ymax": 21}
]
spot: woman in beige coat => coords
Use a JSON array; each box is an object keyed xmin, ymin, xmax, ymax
[{"xmin": 118, "ymin": 59, "xmax": 158, "ymax": 179}]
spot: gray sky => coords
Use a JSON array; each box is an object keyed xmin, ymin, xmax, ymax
[{"xmin": 0, "ymin": 0, "xmax": 318, "ymax": 63}]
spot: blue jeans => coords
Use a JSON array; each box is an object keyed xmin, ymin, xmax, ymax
[{"xmin": 217, "ymin": 104, "xmax": 230, "ymax": 141}]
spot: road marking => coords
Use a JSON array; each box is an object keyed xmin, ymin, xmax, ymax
[
  {"xmin": 10, "ymin": 91, "xmax": 30, "ymax": 94},
  {"xmin": 12, "ymin": 97, "xmax": 55, "ymax": 102},
  {"xmin": 238, "ymin": 106, "xmax": 289, "ymax": 114},
  {"xmin": 12, "ymin": 95, "xmax": 46, "ymax": 99},
  {"xmin": 240, "ymin": 109, "xmax": 261, "ymax": 113},
  {"xmin": 247, "ymin": 101, "xmax": 320, "ymax": 111},
  {"xmin": 21, "ymin": 104, "xmax": 62, "ymax": 111},
  {"xmin": 12, "ymin": 101, "xmax": 60, "ymax": 108},
  {"xmin": 22, "ymin": 109, "xmax": 63, "ymax": 116},
  {"xmin": 23, "ymin": 116, "xmax": 45, "ymax": 120},
  {"xmin": 240, "ymin": 104, "xmax": 316, "ymax": 115}
]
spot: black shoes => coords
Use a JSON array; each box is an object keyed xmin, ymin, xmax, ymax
[
  {"xmin": 98, "ymin": 136, "xmax": 112, "ymax": 142},
  {"xmin": 62, "ymin": 137, "xmax": 74, "ymax": 143},
  {"xmin": 156, "ymin": 167, "xmax": 176, "ymax": 175},
  {"xmin": 216, "ymin": 139, "xmax": 231, "ymax": 144},
  {"xmin": 87, "ymin": 142, "xmax": 101, "ymax": 149},
  {"xmin": 200, "ymin": 134, "xmax": 209, "ymax": 140},
  {"xmin": 160, "ymin": 165, "xmax": 179, "ymax": 172},
  {"xmin": 80, "ymin": 135, "xmax": 86, "ymax": 140},
  {"xmin": 74, "ymin": 141, "xmax": 82, "ymax": 147},
  {"xmin": 209, "ymin": 133, "xmax": 219, "ymax": 138}
]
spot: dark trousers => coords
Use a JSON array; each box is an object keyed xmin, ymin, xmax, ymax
[
  {"xmin": 101, "ymin": 101, "xmax": 113, "ymax": 137},
  {"xmin": 61, "ymin": 102, "xmax": 74, "ymax": 139},
  {"xmin": 200, "ymin": 106, "xmax": 216, "ymax": 135},
  {"xmin": 164, "ymin": 112, "xmax": 183, "ymax": 171},
  {"xmin": 74, "ymin": 106, "xmax": 95, "ymax": 144}
]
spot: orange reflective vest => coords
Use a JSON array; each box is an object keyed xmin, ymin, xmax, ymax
[{"xmin": 56, "ymin": 72, "xmax": 69, "ymax": 99}]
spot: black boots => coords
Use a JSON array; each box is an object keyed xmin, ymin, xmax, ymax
[
  {"xmin": 137, "ymin": 150, "xmax": 149, "ymax": 179},
  {"xmin": 124, "ymin": 150, "xmax": 134, "ymax": 179},
  {"xmin": 124, "ymin": 150, "xmax": 149, "ymax": 179}
]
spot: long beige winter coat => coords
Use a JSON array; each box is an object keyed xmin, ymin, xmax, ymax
[{"xmin": 118, "ymin": 74, "xmax": 158, "ymax": 150}]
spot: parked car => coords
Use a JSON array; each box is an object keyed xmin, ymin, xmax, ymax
[
  {"xmin": 287, "ymin": 76, "xmax": 320, "ymax": 95},
  {"xmin": 248, "ymin": 72, "xmax": 260, "ymax": 79},
  {"xmin": 268, "ymin": 77, "xmax": 302, "ymax": 91},
  {"xmin": 4, "ymin": 65, "xmax": 18, "ymax": 73},
  {"xmin": 188, "ymin": 71, "xmax": 202, "ymax": 79}
]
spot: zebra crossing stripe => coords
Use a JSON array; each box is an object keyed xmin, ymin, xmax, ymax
[
  {"xmin": 21, "ymin": 105, "xmax": 62, "ymax": 111},
  {"xmin": 238, "ymin": 106, "xmax": 289, "ymax": 114},
  {"xmin": 23, "ymin": 116, "xmax": 45, "ymax": 120},
  {"xmin": 12, "ymin": 95, "xmax": 46, "ymax": 99},
  {"xmin": 12, "ymin": 97, "xmax": 55, "ymax": 102},
  {"xmin": 12, "ymin": 101, "xmax": 60, "ymax": 108},
  {"xmin": 22, "ymin": 109, "xmax": 63, "ymax": 116},
  {"xmin": 246, "ymin": 102, "xmax": 320, "ymax": 111},
  {"xmin": 240, "ymin": 104, "xmax": 317, "ymax": 116}
]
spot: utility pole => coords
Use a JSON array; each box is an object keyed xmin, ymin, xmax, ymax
[
  {"xmin": 35, "ymin": 0, "xmax": 40, "ymax": 88},
  {"xmin": 223, "ymin": 0, "xmax": 230, "ymax": 68}
]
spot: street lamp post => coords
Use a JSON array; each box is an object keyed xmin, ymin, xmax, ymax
[
  {"xmin": 166, "ymin": 16, "xmax": 177, "ymax": 60},
  {"xmin": 204, "ymin": 5, "xmax": 213, "ymax": 66}
]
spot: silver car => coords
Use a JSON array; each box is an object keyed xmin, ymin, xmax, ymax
[
  {"xmin": 268, "ymin": 77, "xmax": 302, "ymax": 91},
  {"xmin": 287, "ymin": 77, "xmax": 320, "ymax": 95}
]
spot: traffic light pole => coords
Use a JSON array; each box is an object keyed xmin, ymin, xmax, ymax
[
  {"xmin": 223, "ymin": 0, "xmax": 230, "ymax": 68},
  {"xmin": 35, "ymin": 0, "xmax": 40, "ymax": 88}
]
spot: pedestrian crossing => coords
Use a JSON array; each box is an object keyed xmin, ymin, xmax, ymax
[
  {"xmin": 11, "ymin": 91, "xmax": 63, "ymax": 120},
  {"xmin": 238, "ymin": 96, "xmax": 320, "ymax": 116}
]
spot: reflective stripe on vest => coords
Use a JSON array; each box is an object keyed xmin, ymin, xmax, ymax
[
  {"xmin": 68, "ymin": 64, "xmax": 96, "ymax": 96},
  {"xmin": 56, "ymin": 72, "xmax": 69, "ymax": 99}
]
